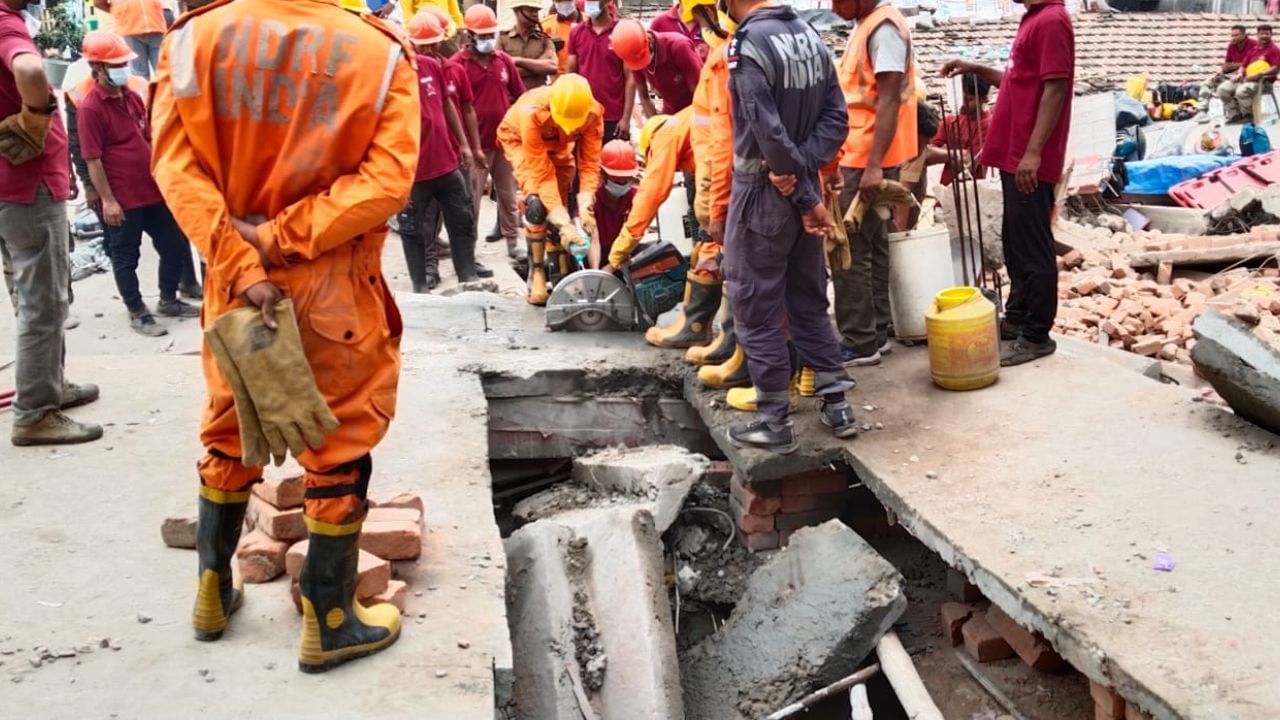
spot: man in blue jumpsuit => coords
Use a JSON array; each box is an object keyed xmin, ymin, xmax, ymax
[{"xmin": 721, "ymin": 0, "xmax": 858, "ymax": 454}]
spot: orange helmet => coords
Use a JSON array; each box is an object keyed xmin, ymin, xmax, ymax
[
  {"xmin": 610, "ymin": 18, "xmax": 651, "ymax": 71},
  {"xmin": 420, "ymin": 5, "xmax": 457, "ymax": 39},
  {"xmin": 464, "ymin": 4, "xmax": 498, "ymax": 32},
  {"xmin": 81, "ymin": 30, "xmax": 136, "ymax": 64},
  {"xmin": 600, "ymin": 139, "xmax": 639, "ymax": 177},
  {"xmin": 408, "ymin": 11, "xmax": 447, "ymax": 45}
]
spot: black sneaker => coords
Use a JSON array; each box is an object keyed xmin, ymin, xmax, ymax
[
  {"xmin": 820, "ymin": 400, "xmax": 859, "ymax": 439},
  {"xmin": 1000, "ymin": 336, "xmax": 1057, "ymax": 367},
  {"xmin": 1000, "ymin": 319, "xmax": 1023, "ymax": 341},
  {"xmin": 180, "ymin": 282, "xmax": 204, "ymax": 300},
  {"xmin": 728, "ymin": 418, "xmax": 798, "ymax": 454},
  {"xmin": 156, "ymin": 298, "xmax": 201, "ymax": 318},
  {"xmin": 414, "ymin": 275, "xmax": 441, "ymax": 293},
  {"xmin": 475, "ymin": 263, "xmax": 495, "ymax": 279},
  {"xmin": 130, "ymin": 312, "xmax": 168, "ymax": 337}
]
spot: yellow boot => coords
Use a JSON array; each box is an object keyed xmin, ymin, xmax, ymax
[
  {"xmin": 797, "ymin": 367, "xmax": 815, "ymax": 397},
  {"xmin": 192, "ymin": 486, "xmax": 249, "ymax": 641},
  {"xmin": 298, "ymin": 516, "xmax": 401, "ymax": 673},
  {"xmin": 645, "ymin": 274, "xmax": 721, "ymax": 349},
  {"xmin": 698, "ymin": 343, "xmax": 751, "ymax": 389},
  {"xmin": 527, "ymin": 238, "xmax": 548, "ymax": 306},
  {"xmin": 686, "ymin": 295, "xmax": 736, "ymax": 365},
  {"xmin": 726, "ymin": 377, "xmax": 799, "ymax": 412}
]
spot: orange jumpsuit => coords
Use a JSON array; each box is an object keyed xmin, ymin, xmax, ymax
[
  {"xmin": 690, "ymin": 37, "xmax": 731, "ymax": 276},
  {"xmin": 151, "ymin": 0, "xmax": 420, "ymax": 524},
  {"xmin": 541, "ymin": 14, "xmax": 577, "ymax": 76},
  {"xmin": 496, "ymin": 84, "xmax": 604, "ymax": 217},
  {"xmin": 607, "ymin": 107, "xmax": 694, "ymax": 268}
]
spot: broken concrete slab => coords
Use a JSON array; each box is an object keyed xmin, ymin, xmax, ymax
[
  {"xmin": 681, "ymin": 520, "xmax": 906, "ymax": 720},
  {"xmin": 1192, "ymin": 308, "xmax": 1280, "ymax": 434},
  {"xmin": 572, "ymin": 445, "xmax": 709, "ymax": 532}
]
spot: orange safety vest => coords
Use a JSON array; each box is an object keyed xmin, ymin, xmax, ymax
[
  {"xmin": 110, "ymin": 0, "xmax": 167, "ymax": 37},
  {"xmin": 65, "ymin": 75, "xmax": 151, "ymax": 109},
  {"xmin": 496, "ymin": 84, "xmax": 604, "ymax": 215},
  {"xmin": 691, "ymin": 36, "xmax": 731, "ymax": 226},
  {"xmin": 541, "ymin": 15, "xmax": 575, "ymax": 75},
  {"xmin": 838, "ymin": 4, "xmax": 918, "ymax": 170}
]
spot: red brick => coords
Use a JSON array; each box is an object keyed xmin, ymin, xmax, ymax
[
  {"xmin": 253, "ymin": 473, "xmax": 304, "ymax": 509},
  {"xmin": 360, "ymin": 520, "xmax": 422, "ymax": 560},
  {"xmin": 729, "ymin": 494, "xmax": 775, "ymax": 534},
  {"xmin": 730, "ymin": 474, "xmax": 781, "ymax": 515},
  {"xmin": 291, "ymin": 579, "xmax": 302, "ymax": 614},
  {"xmin": 1129, "ymin": 335, "xmax": 1165, "ymax": 356},
  {"xmin": 372, "ymin": 492, "xmax": 424, "ymax": 515},
  {"xmin": 367, "ymin": 506, "xmax": 423, "ymax": 525},
  {"xmin": 1090, "ymin": 681, "xmax": 1126, "ymax": 718},
  {"xmin": 368, "ymin": 579, "xmax": 408, "ymax": 612},
  {"xmin": 246, "ymin": 494, "xmax": 306, "ymax": 542},
  {"xmin": 1155, "ymin": 261, "xmax": 1173, "ymax": 286},
  {"xmin": 742, "ymin": 530, "xmax": 780, "ymax": 552},
  {"xmin": 236, "ymin": 529, "xmax": 290, "ymax": 584},
  {"xmin": 780, "ymin": 470, "xmax": 849, "ymax": 496},
  {"xmin": 161, "ymin": 516, "xmax": 197, "ymax": 549},
  {"xmin": 947, "ymin": 568, "xmax": 984, "ymax": 602},
  {"xmin": 985, "ymin": 606, "xmax": 1065, "ymax": 671},
  {"xmin": 286, "ymin": 541, "xmax": 307, "ymax": 579},
  {"xmin": 1061, "ymin": 249, "xmax": 1084, "ymax": 269},
  {"xmin": 775, "ymin": 506, "xmax": 840, "ymax": 531},
  {"xmin": 287, "ymin": 549, "xmax": 389, "ymax": 609},
  {"xmin": 702, "ymin": 461, "xmax": 735, "ymax": 489},
  {"xmin": 940, "ymin": 602, "xmax": 975, "ymax": 647},
  {"xmin": 962, "ymin": 614, "xmax": 1013, "ymax": 662},
  {"xmin": 779, "ymin": 492, "xmax": 826, "ymax": 513}
]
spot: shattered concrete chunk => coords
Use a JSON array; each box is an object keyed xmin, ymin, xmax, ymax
[
  {"xmin": 1192, "ymin": 309, "xmax": 1280, "ymax": 434},
  {"xmin": 571, "ymin": 445, "xmax": 709, "ymax": 532},
  {"xmin": 680, "ymin": 520, "xmax": 907, "ymax": 720}
]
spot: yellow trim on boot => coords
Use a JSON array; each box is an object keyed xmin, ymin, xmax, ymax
[
  {"xmin": 528, "ymin": 239, "xmax": 548, "ymax": 306},
  {"xmin": 726, "ymin": 383, "xmax": 799, "ymax": 413},
  {"xmin": 644, "ymin": 274, "xmax": 718, "ymax": 349},
  {"xmin": 798, "ymin": 367, "xmax": 815, "ymax": 397},
  {"xmin": 686, "ymin": 298, "xmax": 730, "ymax": 365},
  {"xmin": 697, "ymin": 344, "xmax": 750, "ymax": 389},
  {"xmin": 198, "ymin": 486, "xmax": 252, "ymax": 504},
  {"xmin": 303, "ymin": 516, "xmax": 363, "ymax": 537},
  {"xmin": 192, "ymin": 568, "xmax": 227, "ymax": 637},
  {"xmin": 298, "ymin": 595, "xmax": 402, "ymax": 672}
]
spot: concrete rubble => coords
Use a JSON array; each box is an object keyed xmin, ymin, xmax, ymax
[
  {"xmin": 1191, "ymin": 308, "xmax": 1280, "ymax": 434},
  {"xmin": 680, "ymin": 520, "xmax": 906, "ymax": 720}
]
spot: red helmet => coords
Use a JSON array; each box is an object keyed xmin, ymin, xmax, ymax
[
  {"xmin": 464, "ymin": 4, "xmax": 498, "ymax": 32},
  {"xmin": 81, "ymin": 30, "xmax": 137, "ymax": 64},
  {"xmin": 408, "ymin": 11, "xmax": 446, "ymax": 45},
  {"xmin": 610, "ymin": 18, "xmax": 651, "ymax": 71},
  {"xmin": 600, "ymin": 139, "xmax": 640, "ymax": 177}
]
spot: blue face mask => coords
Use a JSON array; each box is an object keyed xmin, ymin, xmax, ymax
[
  {"xmin": 555, "ymin": 1, "xmax": 576, "ymax": 16},
  {"xmin": 473, "ymin": 37, "xmax": 496, "ymax": 54},
  {"xmin": 107, "ymin": 66, "xmax": 131, "ymax": 87},
  {"xmin": 604, "ymin": 179, "xmax": 632, "ymax": 198},
  {"xmin": 584, "ymin": 1, "xmax": 603, "ymax": 19}
]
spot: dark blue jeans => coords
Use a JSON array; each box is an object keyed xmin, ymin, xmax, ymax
[{"xmin": 105, "ymin": 201, "xmax": 188, "ymax": 314}]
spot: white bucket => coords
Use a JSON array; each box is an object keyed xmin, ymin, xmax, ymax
[
  {"xmin": 655, "ymin": 175, "xmax": 693, "ymax": 257},
  {"xmin": 888, "ymin": 225, "xmax": 957, "ymax": 340}
]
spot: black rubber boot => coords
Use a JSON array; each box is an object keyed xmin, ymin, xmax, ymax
[
  {"xmin": 644, "ymin": 274, "xmax": 721, "ymax": 349},
  {"xmin": 297, "ymin": 516, "xmax": 401, "ymax": 673},
  {"xmin": 687, "ymin": 296, "xmax": 736, "ymax": 365},
  {"xmin": 192, "ymin": 487, "xmax": 249, "ymax": 641},
  {"xmin": 451, "ymin": 229, "xmax": 480, "ymax": 283}
]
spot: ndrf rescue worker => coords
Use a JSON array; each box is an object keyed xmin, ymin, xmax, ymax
[
  {"xmin": 830, "ymin": 0, "xmax": 918, "ymax": 368},
  {"xmin": 151, "ymin": 0, "xmax": 420, "ymax": 671},
  {"xmin": 91, "ymin": 0, "xmax": 168, "ymax": 79},
  {"xmin": 497, "ymin": 73, "xmax": 603, "ymax": 304},
  {"xmin": 721, "ymin": 0, "xmax": 859, "ymax": 453},
  {"xmin": 610, "ymin": 17, "xmax": 703, "ymax": 117},
  {"xmin": 541, "ymin": 0, "xmax": 581, "ymax": 76}
]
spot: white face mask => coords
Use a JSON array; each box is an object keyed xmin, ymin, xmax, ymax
[
  {"xmin": 584, "ymin": 1, "xmax": 603, "ymax": 19},
  {"xmin": 555, "ymin": 1, "xmax": 576, "ymax": 16},
  {"xmin": 604, "ymin": 179, "xmax": 632, "ymax": 197},
  {"xmin": 473, "ymin": 37, "xmax": 496, "ymax": 54},
  {"xmin": 107, "ymin": 66, "xmax": 131, "ymax": 87}
]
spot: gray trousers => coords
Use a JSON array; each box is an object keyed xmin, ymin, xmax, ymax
[
  {"xmin": 125, "ymin": 33, "xmax": 164, "ymax": 80},
  {"xmin": 0, "ymin": 186, "xmax": 69, "ymax": 426},
  {"xmin": 832, "ymin": 166, "xmax": 898, "ymax": 355}
]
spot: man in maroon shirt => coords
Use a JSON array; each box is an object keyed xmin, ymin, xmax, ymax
[
  {"xmin": 456, "ymin": 4, "xmax": 527, "ymax": 260},
  {"xmin": 942, "ymin": 0, "xmax": 1073, "ymax": 367},
  {"xmin": 1221, "ymin": 24, "xmax": 1280, "ymax": 123},
  {"xmin": 568, "ymin": 0, "xmax": 633, "ymax": 139},
  {"xmin": 79, "ymin": 31, "xmax": 200, "ymax": 338},
  {"xmin": 0, "ymin": 3, "xmax": 101, "ymax": 446},
  {"xmin": 611, "ymin": 19, "xmax": 702, "ymax": 116},
  {"xmin": 1199, "ymin": 24, "xmax": 1256, "ymax": 115},
  {"xmin": 648, "ymin": 0, "xmax": 708, "ymax": 60}
]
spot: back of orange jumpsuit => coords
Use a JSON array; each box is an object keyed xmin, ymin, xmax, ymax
[
  {"xmin": 607, "ymin": 106, "xmax": 695, "ymax": 268},
  {"xmin": 150, "ymin": 0, "xmax": 421, "ymax": 524},
  {"xmin": 496, "ymin": 84, "xmax": 604, "ymax": 218},
  {"xmin": 691, "ymin": 36, "xmax": 731, "ymax": 269}
]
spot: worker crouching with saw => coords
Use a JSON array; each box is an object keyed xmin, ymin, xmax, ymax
[
  {"xmin": 151, "ymin": 0, "xmax": 419, "ymax": 671},
  {"xmin": 497, "ymin": 73, "xmax": 604, "ymax": 305}
]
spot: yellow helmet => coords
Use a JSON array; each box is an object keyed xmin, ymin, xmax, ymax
[
  {"xmin": 680, "ymin": 0, "xmax": 715, "ymax": 23},
  {"xmin": 639, "ymin": 113, "xmax": 670, "ymax": 157},
  {"xmin": 550, "ymin": 73, "xmax": 594, "ymax": 134},
  {"xmin": 339, "ymin": 0, "xmax": 367, "ymax": 12},
  {"xmin": 1247, "ymin": 59, "xmax": 1272, "ymax": 77}
]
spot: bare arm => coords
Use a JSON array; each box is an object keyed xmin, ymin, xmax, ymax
[
  {"xmin": 634, "ymin": 74, "xmax": 657, "ymax": 118},
  {"xmin": 443, "ymin": 98, "xmax": 471, "ymax": 162},
  {"xmin": 865, "ymin": 71, "xmax": 903, "ymax": 173},
  {"xmin": 11, "ymin": 54, "xmax": 53, "ymax": 108},
  {"xmin": 619, "ymin": 73, "xmax": 637, "ymax": 137},
  {"xmin": 939, "ymin": 58, "xmax": 1004, "ymax": 88},
  {"xmin": 515, "ymin": 42, "xmax": 559, "ymax": 75},
  {"xmin": 85, "ymin": 158, "xmax": 116, "ymax": 204},
  {"xmin": 462, "ymin": 102, "xmax": 484, "ymax": 159},
  {"xmin": 567, "ymin": 53, "xmax": 579, "ymax": 74},
  {"xmin": 1014, "ymin": 77, "xmax": 1067, "ymax": 193}
]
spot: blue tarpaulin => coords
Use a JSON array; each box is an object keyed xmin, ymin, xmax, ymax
[{"xmin": 1124, "ymin": 155, "xmax": 1240, "ymax": 196}]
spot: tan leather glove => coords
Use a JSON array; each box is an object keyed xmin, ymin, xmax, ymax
[
  {"xmin": 576, "ymin": 191, "xmax": 597, "ymax": 240},
  {"xmin": 0, "ymin": 104, "xmax": 54, "ymax": 165},
  {"xmin": 825, "ymin": 185, "xmax": 852, "ymax": 272},
  {"xmin": 206, "ymin": 299, "xmax": 340, "ymax": 463},
  {"xmin": 548, "ymin": 205, "xmax": 581, "ymax": 247},
  {"xmin": 204, "ymin": 329, "xmax": 279, "ymax": 468}
]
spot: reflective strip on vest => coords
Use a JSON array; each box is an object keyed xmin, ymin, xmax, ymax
[
  {"xmin": 169, "ymin": 19, "xmax": 200, "ymax": 99},
  {"xmin": 839, "ymin": 5, "xmax": 918, "ymax": 169},
  {"xmin": 374, "ymin": 42, "xmax": 402, "ymax": 114}
]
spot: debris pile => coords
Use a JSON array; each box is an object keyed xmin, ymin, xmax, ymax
[{"xmin": 1050, "ymin": 218, "xmax": 1280, "ymax": 363}]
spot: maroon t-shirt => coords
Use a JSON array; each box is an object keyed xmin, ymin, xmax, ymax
[
  {"xmin": 981, "ymin": 0, "xmax": 1074, "ymax": 185},
  {"xmin": 1227, "ymin": 37, "xmax": 1258, "ymax": 65},
  {"xmin": 0, "ymin": 8, "xmax": 69, "ymax": 204},
  {"xmin": 569, "ymin": 18, "xmax": 626, "ymax": 122},
  {"xmin": 442, "ymin": 57, "xmax": 474, "ymax": 153},
  {"xmin": 1246, "ymin": 41, "xmax": 1280, "ymax": 70},
  {"xmin": 77, "ymin": 84, "xmax": 165, "ymax": 211},
  {"xmin": 594, "ymin": 181, "xmax": 635, "ymax": 259},
  {"xmin": 638, "ymin": 31, "xmax": 702, "ymax": 115},
  {"xmin": 647, "ymin": 5, "xmax": 707, "ymax": 60},
  {"xmin": 453, "ymin": 49, "xmax": 526, "ymax": 152},
  {"xmin": 416, "ymin": 54, "xmax": 459, "ymax": 182}
]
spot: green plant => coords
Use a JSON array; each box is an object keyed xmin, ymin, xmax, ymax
[{"xmin": 33, "ymin": 6, "xmax": 85, "ymax": 59}]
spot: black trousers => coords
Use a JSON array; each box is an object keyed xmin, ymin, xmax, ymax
[
  {"xmin": 405, "ymin": 169, "xmax": 477, "ymax": 281},
  {"xmin": 104, "ymin": 201, "xmax": 187, "ymax": 313},
  {"xmin": 999, "ymin": 171, "xmax": 1057, "ymax": 343}
]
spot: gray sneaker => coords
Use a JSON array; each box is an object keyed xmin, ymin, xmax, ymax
[
  {"xmin": 156, "ymin": 298, "xmax": 201, "ymax": 318},
  {"xmin": 131, "ymin": 312, "xmax": 168, "ymax": 337},
  {"xmin": 12, "ymin": 409, "xmax": 103, "ymax": 446},
  {"xmin": 61, "ymin": 381, "xmax": 99, "ymax": 410}
]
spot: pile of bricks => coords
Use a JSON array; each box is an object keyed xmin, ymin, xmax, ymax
[
  {"xmin": 728, "ymin": 469, "xmax": 849, "ymax": 552},
  {"xmin": 1052, "ymin": 228, "xmax": 1280, "ymax": 363},
  {"xmin": 1091, "ymin": 681, "xmax": 1154, "ymax": 720},
  {"xmin": 941, "ymin": 601, "xmax": 1065, "ymax": 672}
]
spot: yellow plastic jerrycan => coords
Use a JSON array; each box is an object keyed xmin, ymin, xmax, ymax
[{"xmin": 925, "ymin": 287, "xmax": 999, "ymax": 391}]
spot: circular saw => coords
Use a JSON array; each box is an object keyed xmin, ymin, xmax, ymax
[{"xmin": 545, "ymin": 270, "xmax": 637, "ymax": 331}]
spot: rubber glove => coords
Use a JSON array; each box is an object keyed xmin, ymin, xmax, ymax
[
  {"xmin": 608, "ymin": 227, "xmax": 637, "ymax": 269},
  {"xmin": 0, "ymin": 103, "xmax": 54, "ymax": 165},
  {"xmin": 206, "ymin": 299, "xmax": 340, "ymax": 463}
]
